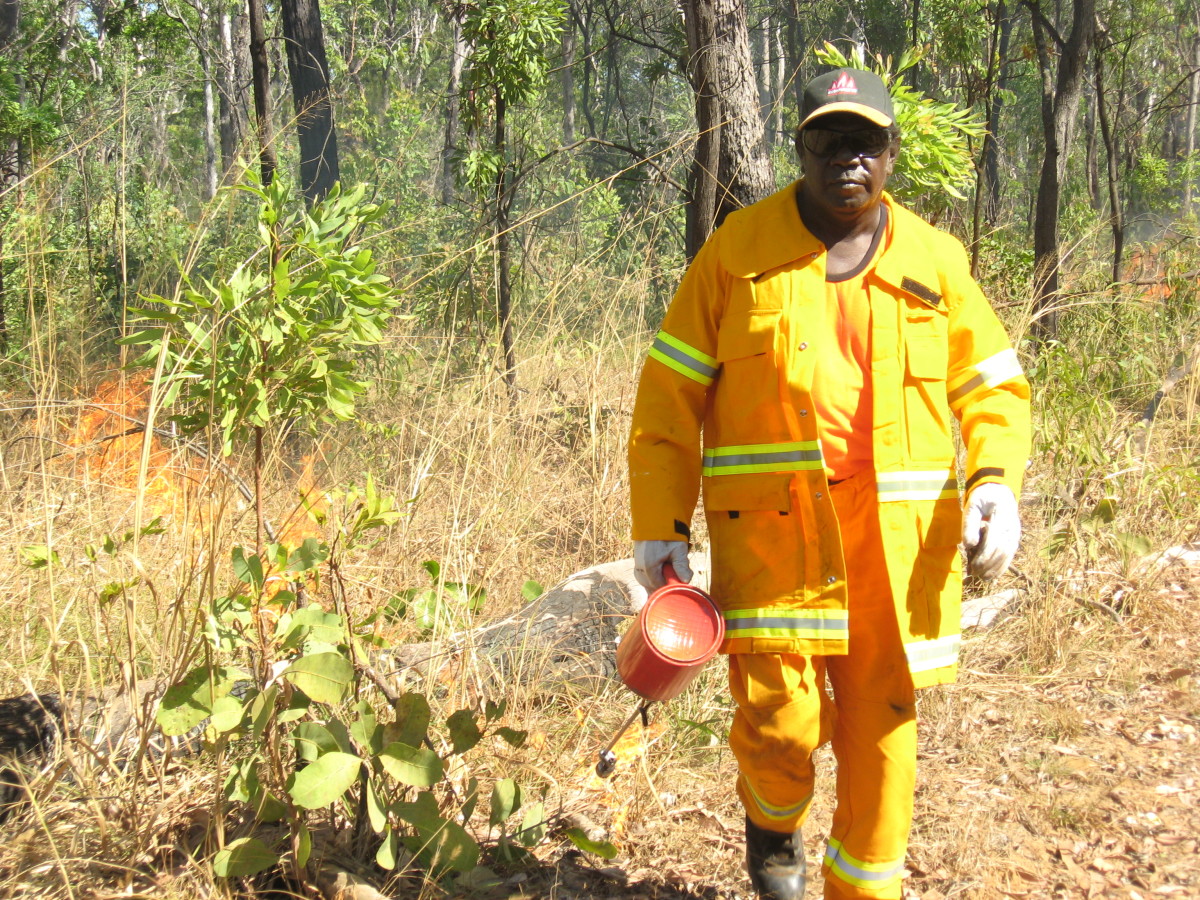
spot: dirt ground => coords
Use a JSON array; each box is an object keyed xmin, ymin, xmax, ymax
[{"xmin": 502, "ymin": 560, "xmax": 1200, "ymax": 900}]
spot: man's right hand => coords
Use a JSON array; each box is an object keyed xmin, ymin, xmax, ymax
[{"xmin": 633, "ymin": 540, "xmax": 692, "ymax": 590}]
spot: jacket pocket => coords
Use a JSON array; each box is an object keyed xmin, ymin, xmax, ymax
[
  {"xmin": 705, "ymin": 474, "xmax": 802, "ymax": 609},
  {"xmin": 704, "ymin": 472, "xmax": 792, "ymax": 512},
  {"xmin": 717, "ymin": 310, "xmax": 780, "ymax": 362}
]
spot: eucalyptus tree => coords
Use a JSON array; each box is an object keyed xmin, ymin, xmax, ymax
[{"xmin": 281, "ymin": 0, "xmax": 340, "ymax": 204}]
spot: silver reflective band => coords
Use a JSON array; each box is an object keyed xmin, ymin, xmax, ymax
[
  {"xmin": 947, "ymin": 348, "xmax": 1024, "ymax": 408},
  {"xmin": 648, "ymin": 331, "xmax": 718, "ymax": 386},
  {"xmin": 723, "ymin": 609, "xmax": 850, "ymax": 640},
  {"xmin": 875, "ymin": 470, "xmax": 958, "ymax": 502},
  {"xmin": 742, "ymin": 777, "xmax": 813, "ymax": 822},
  {"xmin": 904, "ymin": 634, "xmax": 962, "ymax": 673},
  {"xmin": 703, "ymin": 441, "xmax": 823, "ymax": 476},
  {"xmin": 825, "ymin": 838, "xmax": 906, "ymax": 888}
]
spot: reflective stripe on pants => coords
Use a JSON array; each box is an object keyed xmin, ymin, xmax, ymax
[{"xmin": 728, "ymin": 472, "xmax": 917, "ymax": 900}]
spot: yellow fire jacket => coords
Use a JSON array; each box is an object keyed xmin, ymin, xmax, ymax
[{"xmin": 629, "ymin": 183, "xmax": 1031, "ymax": 688}]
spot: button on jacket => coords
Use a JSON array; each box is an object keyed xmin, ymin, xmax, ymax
[{"xmin": 629, "ymin": 181, "xmax": 1031, "ymax": 689}]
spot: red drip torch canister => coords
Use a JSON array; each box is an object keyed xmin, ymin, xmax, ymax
[{"xmin": 615, "ymin": 563, "xmax": 725, "ymax": 702}]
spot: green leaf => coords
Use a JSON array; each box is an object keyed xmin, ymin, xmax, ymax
[
  {"xmin": 20, "ymin": 545, "xmax": 60, "ymax": 569},
  {"xmin": 496, "ymin": 726, "xmax": 527, "ymax": 748},
  {"xmin": 212, "ymin": 837, "xmax": 279, "ymax": 877},
  {"xmin": 484, "ymin": 699, "xmax": 506, "ymax": 722},
  {"xmin": 489, "ymin": 778, "xmax": 521, "ymax": 827},
  {"xmin": 376, "ymin": 827, "xmax": 399, "ymax": 870},
  {"xmin": 209, "ymin": 694, "xmax": 245, "ymax": 733},
  {"xmin": 232, "ymin": 546, "xmax": 264, "ymax": 590},
  {"xmin": 521, "ymin": 580, "xmax": 543, "ymax": 603},
  {"xmin": 392, "ymin": 790, "xmax": 443, "ymax": 832},
  {"xmin": 286, "ymin": 537, "xmax": 329, "ymax": 573},
  {"xmin": 461, "ymin": 776, "xmax": 481, "ymax": 823},
  {"xmin": 1090, "ymin": 497, "xmax": 1119, "ymax": 523},
  {"xmin": 156, "ymin": 666, "xmax": 247, "ymax": 736},
  {"xmin": 517, "ymin": 800, "xmax": 546, "ymax": 847},
  {"xmin": 296, "ymin": 821, "xmax": 312, "ymax": 867},
  {"xmin": 366, "ymin": 776, "xmax": 388, "ymax": 833},
  {"xmin": 421, "ymin": 819, "xmax": 479, "ymax": 874},
  {"xmin": 287, "ymin": 751, "xmax": 362, "ymax": 809},
  {"xmin": 351, "ymin": 700, "xmax": 381, "ymax": 754},
  {"xmin": 387, "ymin": 692, "xmax": 431, "ymax": 747},
  {"xmin": 378, "ymin": 742, "xmax": 443, "ymax": 787},
  {"xmin": 421, "ymin": 559, "xmax": 441, "ymax": 581},
  {"xmin": 447, "ymin": 709, "xmax": 482, "ymax": 755},
  {"xmin": 292, "ymin": 722, "xmax": 341, "ymax": 761},
  {"xmin": 284, "ymin": 652, "xmax": 354, "ymax": 704},
  {"xmin": 563, "ymin": 827, "xmax": 618, "ymax": 860}
]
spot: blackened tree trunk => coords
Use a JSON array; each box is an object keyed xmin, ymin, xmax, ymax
[
  {"xmin": 561, "ymin": 4, "xmax": 577, "ymax": 144},
  {"xmin": 441, "ymin": 11, "xmax": 468, "ymax": 206},
  {"xmin": 1094, "ymin": 35, "xmax": 1124, "ymax": 286},
  {"xmin": 682, "ymin": 0, "xmax": 775, "ymax": 260},
  {"xmin": 0, "ymin": 0, "xmax": 20, "ymax": 354},
  {"xmin": 494, "ymin": 92, "xmax": 517, "ymax": 405},
  {"xmin": 246, "ymin": 0, "xmax": 277, "ymax": 186},
  {"xmin": 1023, "ymin": 0, "xmax": 1096, "ymax": 340},
  {"xmin": 281, "ymin": 0, "xmax": 340, "ymax": 204},
  {"xmin": 983, "ymin": 1, "xmax": 1012, "ymax": 225}
]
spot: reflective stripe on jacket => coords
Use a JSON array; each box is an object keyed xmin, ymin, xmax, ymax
[{"xmin": 628, "ymin": 183, "xmax": 1032, "ymax": 689}]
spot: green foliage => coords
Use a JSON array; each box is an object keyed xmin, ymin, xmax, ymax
[
  {"xmin": 384, "ymin": 559, "xmax": 488, "ymax": 633},
  {"xmin": 815, "ymin": 42, "xmax": 986, "ymax": 204},
  {"xmin": 120, "ymin": 177, "xmax": 402, "ymax": 455},
  {"xmin": 461, "ymin": 0, "xmax": 567, "ymax": 115}
]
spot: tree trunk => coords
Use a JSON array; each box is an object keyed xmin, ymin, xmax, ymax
[
  {"xmin": 682, "ymin": 0, "xmax": 775, "ymax": 259},
  {"xmin": 1094, "ymin": 42, "xmax": 1124, "ymax": 285},
  {"xmin": 247, "ymin": 0, "xmax": 277, "ymax": 186},
  {"xmin": 972, "ymin": 0, "xmax": 1006, "ymax": 276},
  {"xmin": 281, "ymin": 0, "xmax": 340, "ymax": 204},
  {"xmin": 0, "ymin": 0, "xmax": 16, "ymax": 352},
  {"xmin": 200, "ymin": 5, "xmax": 219, "ymax": 202},
  {"xmin": 1024, "ymin": 0, "xmax": 1096, "ymax": 341},
  {"xmin": 217, "ymin": 8, "xmax": 250, "ymax": 179},
  {"xmin": 758, "ymin": 13, "xmax": 772, "ymax": 148},
  {"xmin": 984, "ymin": 0, "xmax": 1012, "ymax": 224},
  {"xmin": 441, "ymin": 12, "xmax": 467, "ymax": 205},
  {"xmin": 561, "ymin": 5, "xmax": 577, "ymax": 145},
  {"xmin": 494, "ymin": 92, "xmax": 517, "ymax": 403},
  {"xmin": 1185, "ymin": 16, "xmax": 1200, "ymax": 215}
]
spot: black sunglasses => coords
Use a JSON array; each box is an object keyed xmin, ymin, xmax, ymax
[{"xmin": 800, "ymin": 127, "xmax": 892, "ymax": 159}]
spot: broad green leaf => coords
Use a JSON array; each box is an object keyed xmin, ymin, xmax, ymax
[
  {"xmin": 157, "ymin": 666, "xmax": 247, "ymax": 736},
  {"xmin": 212, "ymin": 837, "xmax": 279, "ymax": 877},
  {"xmin": 296, "ymin": 821, "xmax": 312, "ymax": 867},
  {"xmin": 521, "ymin": 580, "xmax": 543, "ymax": 603},
  {"xmin": 210, "ymin": 694, "xmax": 244, "ymax": 733},
  {"xmin": 489, "ymin": 778, "xmax": 521, "ymax": 827},
  {"xmin": 20, "ymin": 545, "xmax": 60, "ymax": 569},
  {"xmin": 286, "ymin": 537, "xmax": 329, "ymax": 574},
  {"xmin": 351, "ymin": 700, "xmax": 381, "ymax": 754},
  {"xmin": 461, "ymin": 776, "xmax": 480, "ymax": 823},
  {"xmin": 287, "ymin": 751, "xmax": 362, "ymax": 809},
  {"xmin": 378, "ymin": 742, "xmax": 443, "ymax": 787},
  {"xmin": 422, "ymin": 819, "xmax": 479, "ymax": 874},
  {"xmin": 284, "ymin": 652, "xmax": 353, "ymax": 704},
  {"xmin": 421, "ymin": 559, "xmax": 441, "ymax": 581},
  {"xmin": 447, "ymin": 709, "xmax": 482, "ymax": 755},
  {"xmin": 231, "ymin": 546, "xmax": 264, "ymax": 590},
  {"xmin": 496, "ymin": 726, "xmax": 527, "ymax": 748},
  {"xmin": 292, "ymin": 722, "xmax": 341, "ymax": 761},
  {"xmin": 392, "ymin": 790, "xmax": 442, "ymax": 832},
  {"xmin": 386, "ymin": 692, "xmax": 430, "ymax": 747},
  {"xmin": 484, "ymin": 699, "xmax": 506, "ymax": 722},
  {"xmin": 563, "ymin": 827, "xmax": 618, "ymax": 860},
  {"xmin": 517, "ymin": 800, "xmax": 546, "ymax": 847},
  {"xmin": 376, "ymin": 827, "xmax": 399, "ymax": 870}
]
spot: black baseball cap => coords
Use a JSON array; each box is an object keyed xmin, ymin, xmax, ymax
[{"xmin": 798, "ymin": 68, "xmax": 895, "ymax": 130}]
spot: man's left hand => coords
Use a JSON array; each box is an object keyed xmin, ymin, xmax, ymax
[{"xmin": 963, "ymin": 483, "xmax": 1020, "ymax": 580}]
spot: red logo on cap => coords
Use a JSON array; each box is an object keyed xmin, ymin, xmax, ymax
[{"xmin": 827, "ymin": 73, "xmax": 858, "ymax": 96}]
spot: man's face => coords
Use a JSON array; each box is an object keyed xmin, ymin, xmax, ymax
[{"xmin": 797, "ymin": 112, "xmax": 897, "ymax": 221}]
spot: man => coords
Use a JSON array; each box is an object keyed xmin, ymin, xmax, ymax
[{"xmin": 627, "ymin": 68, "xmax": 1030, "ymax": 900}]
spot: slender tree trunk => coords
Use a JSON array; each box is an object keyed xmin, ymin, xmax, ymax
[
  {"xmin": 247, "ymin": 0, "xmax": 277, "ymax": 186},
  {"xmin": 281, "ymin": 0, "xmax": 340, "ymax": 204},
  {"xmin": 683, "ymin": 0, "xmax": 775, "ymax": 259},
  {"xmin": 1024, "ymin": 0, "xmax": 1096, "ymax": 340},
  {"xmin": 1094, "ymin": 42, "xmax": 1124, "ymax": 285},
  {"xmin": 1185, "ymin": 15, "xmax": 1200, "ymax": 215},
  {"xmin": 758, "ymin": 13, "xmax": 772, "ymax": 148},
  {"xmin": 684, "ymin": 0, "xmax": 720, "ymax": 259},
  {"xmin": 985, "ymin": 0, "xmax": 1012, "ymax": 223},
  {"xmin": 561, "ymin": 5, "xmax": 577, "ymax": 144},
  {"xmin": 0, "ymin": 0, "xmax": 19, "ymax": 353},
  {"xmin": 200, "ymin": 5, "xmax": 219, "ymax": 202},
  {"xmin": 773, "ymin": 18, "xmax": 785, "ymax": 150},
  {"xmin": 494, "ymin": 92, "xmax": 517, "ymax": 402},
  {"xmin": 972, "ymin": 0, "xmax": 1006, "ymax": 277},
  {"xmin": 217, "ymin": 8, "xmax": 249, "ymax": 178},
  {"xmin": 441, "ymin": 12, "xmax": 467, "ymax": 205}
]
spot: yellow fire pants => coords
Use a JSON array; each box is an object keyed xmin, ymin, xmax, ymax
[{"xmin": 728, "ymin": 473, "xmax": 917, "ymax": 899}]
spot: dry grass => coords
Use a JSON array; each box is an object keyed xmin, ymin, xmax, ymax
[{"xmin": 0, "ymin": 177, "xmax": 1197, "ymax": 899}]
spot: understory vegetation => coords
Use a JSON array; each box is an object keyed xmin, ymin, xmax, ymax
[{"xmin": 0, "ymin": 0, "xmax": 1198, "ymax": 896}]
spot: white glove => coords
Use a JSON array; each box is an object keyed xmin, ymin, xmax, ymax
[
  {"xmin": 962, "ymin": 483, "xmax": 1020, "ymax": 580},
  {"xmin": 633, "ymin": 540, "xmax": 693, "ymax": 591}
]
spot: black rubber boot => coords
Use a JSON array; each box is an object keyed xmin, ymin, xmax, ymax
[{"xmin": 745, "ymin": 816, "xmax": 807, "ymax": 900}]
